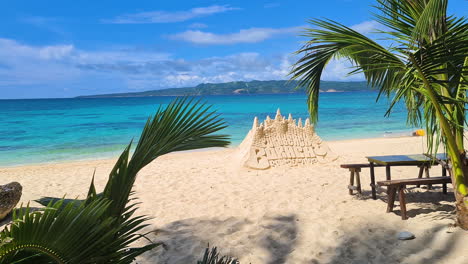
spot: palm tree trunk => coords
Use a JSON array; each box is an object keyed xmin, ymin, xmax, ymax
[
  {"xmin": 454, "ymin": 155, "xmax": 468, "ymax": 229},
  {"xmin": 455, "ymin": 190, "xmax": 468, "ymax": 229},
  {"xmin": 446, "ymin": 154, "xmax": 468, "ymax": 230},
  {"xmin": 443, "ymin": 134, "xmax": 468, "ymax": 230},
  {"xmin": 410, "ymin": 54, "xmax": 468, "ymax": 229}
]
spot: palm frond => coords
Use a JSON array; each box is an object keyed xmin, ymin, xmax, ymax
[
  {"xmin": 290, "ymin": 18, "xmax": 404, "ymax": 122},
  {"xmin": 197, "ymin": 247, "xmax": 239, "ymax": 264},
  {"xmin": 290, "ymin": 0, "xmax": 468, "ymax": 198},
  {"xmin": 0, "ymin": 199, "xmax": 159, "ymax": 264},
  {"xmin": 104, "ymin": 97, "xmax": 229, "ymax": 218},
  {"xmin": 412, "ymin": 0, "xmax": 447, "ymax": 44},
  {"xmin": 11, "ymin": 98, "xmax": 230, "ymax": 262}
]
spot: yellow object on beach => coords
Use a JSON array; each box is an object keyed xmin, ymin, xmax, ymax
[{"xmin": 413, "ymin": 129, "xmax": 425, "ymax": 136}]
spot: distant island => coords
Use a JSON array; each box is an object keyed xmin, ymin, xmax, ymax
[{"xmin": 76, "ymin": 80, "xmax": 372, "ymax": 98}]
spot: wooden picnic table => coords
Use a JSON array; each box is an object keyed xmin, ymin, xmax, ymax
[{"xmin": 366, "ymin": 153, "xmax": 447, "ymax": 200}]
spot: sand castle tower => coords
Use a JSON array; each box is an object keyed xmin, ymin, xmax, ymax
[{"xmin": 237, "ymin": 109, "xmax": 338, "ymax": 170}]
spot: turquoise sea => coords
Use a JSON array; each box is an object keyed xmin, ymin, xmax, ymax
[{"xmin": 0, "ymin": 92, "xmax": 416, "ymax": 166}]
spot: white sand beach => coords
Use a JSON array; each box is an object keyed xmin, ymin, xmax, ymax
[{"xmin": 1, "ymin": 136, "xmax": 467, "ymax": 263}]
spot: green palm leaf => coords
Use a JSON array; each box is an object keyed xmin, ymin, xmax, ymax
[
  {"xmin": 2, "ymin": 98, "xmax": 230, "ymax": 262},
  {"xmin": 290, "ymin": 18, "xmax": 404, "ymax": 123},
  {"xmin": 290, "ymin": 0, "xmax": 468, "ymax": 227}
]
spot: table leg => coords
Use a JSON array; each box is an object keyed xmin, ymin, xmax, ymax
[
  {"xmin": 370, "ymin": 162, "xmax": 376, "ymax": 200},
  {"xmin": 349, "ymin": 169, "xmax": 355, "ymax": 195},
  {"xmin": 442, "ymin": 167, "xmax": 447, "ymax": 194},
  {"xmin": 416, "ymin": 166, "xmax": 424, "ymax": 187},
  {"xmin": 425, "ymin": 166, "xmax": 431, "ymax": 190},
  {"xmin": 386, "ymin": 165, "xmax": 391, "ymax": 180},
  {"xmin": 356, "ymin": 169, "xmax": 362, "ymax": 194}
]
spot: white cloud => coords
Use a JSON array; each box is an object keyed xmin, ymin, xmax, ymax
[
  {"xmin": 321, "ymin": 59, "xmax": 364, "ymax": 81},
  {"xmin": 39, "ymin": 45, "xmax": 74, "ymax": 60},
  {"xmin": 0, "ymin": 38, "xmax": 172, "ymax": 97},
  {"xmin": 0, "ymin": 39, "xmax": 79, "ymax": 88},
  {"xmin": 115, "ymin": 52, "xmax": 295, "ymax": 90},
  {"xmin": 103, "ymin": 5, "xmax": 239, "ymax": 24},
  {"xmin": 0, "ymin": 39, "xmax": 70, "ymax": 60},
  {"xmin": 188, "ymin": 23, "xmax": 208, "ymax": 29},
  {"xmin": 0, "ymin": 37, "xmax": 364, "ymax": 98},
  {"xmin": 169, "ymin": 26, "xmax": 302, "ymax": 45},
  {"xmin": 351, "ymin": 20, "xmax": 382, "ymax": 34},
  {"xmin": 0, "ymin": 38, "xmax": 297, "ymax": 97}
]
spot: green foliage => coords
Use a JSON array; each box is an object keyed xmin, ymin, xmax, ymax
[
  {"xmin": 76, "ymin": 80, "xmax": 371, "ymax": 98},
  {"xmin": 197, "ymin": 247, "xmax": 239, "ymax": 264},
  {"xmin": 0, "ymin": 98, "xmax": 230, "ymax": 263},
  {"xmin": 290, "ymin": 0, "xmax": 468, "ymax": 197},
  {"xmin": 0, "ymin": 199, "xmax": 155, "ymax": 264}
]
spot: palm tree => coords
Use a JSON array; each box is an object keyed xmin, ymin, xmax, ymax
[
  {"xmin": 290, "ymin": 0, "xmax": 468, "ymax": 229},
  {"xmin": 0, "ymin": 98, "xmax": 230, "ymax": 263}
]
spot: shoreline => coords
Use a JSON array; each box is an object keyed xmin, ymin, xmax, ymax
[
  {"xmin": 0, "ymin": 146, "xmax": 228, "ymax": 169},
  {"xmin": 0, "ymin": 134, "xmax": 422, "ymax": 169}
]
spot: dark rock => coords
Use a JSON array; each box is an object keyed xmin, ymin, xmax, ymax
[{"xmin": 0, "ymin": 182, "xmax": 22, "ymax": 220}]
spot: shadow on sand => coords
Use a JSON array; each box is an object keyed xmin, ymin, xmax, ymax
[
  {"xmin": 321, "ymin": 224, "xmax": 462, "ymax": 264},
  {"xmin": 355, "ymin": 186, "xmax": 455, "ymax": 220},
  {"xmin": 139, "ymin": 214, "xmax": 298, "ymax": 263},
  {"xmin": 139, "ymin": 213, "xmax": 463, "ymax": 264},
  {"xmin": 138, "ymin": 187, "xmax": 461, "ymax": 264}
]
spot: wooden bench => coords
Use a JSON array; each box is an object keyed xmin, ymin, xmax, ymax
[
  {"xmin": 340, "ymin": 163, "xmax": 384, "ymax": 195},
  {"xmin": 377, "ymin": 176, "xmax": 452, "ymax": 220}
]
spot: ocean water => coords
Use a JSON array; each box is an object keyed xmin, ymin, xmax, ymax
[{"xmin": 0, "ymin": 92, "xmax": 416, "ymax": 166}]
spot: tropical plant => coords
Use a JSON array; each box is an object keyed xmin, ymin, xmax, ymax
[
  {"xmin": 290, "ymin": 0, "xmax": 468, "ymax": 228},
  {"xmin": 197, "ymin": 247, "xmax": 239, "ymax": 264},
  {"xmin": 0, "ymin": 98, "xmax": 230, "ymax": 263}
]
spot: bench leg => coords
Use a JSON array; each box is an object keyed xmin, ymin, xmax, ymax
[
  {"xmin": 442, "ymin": 167, "xmax": 447, "ymax": 194},
  {"xmin": 349, "ymin": 170, "xmax": 355, "ymax": 195},
  {"xmin": 370, "ymin": 162, "xmax": 377, "ymax": 200},
  {"xmin": 356, "ymin": 170, "xmax": 362, "ymax": 194},
  {"xmin": 387, "ymin": 187, "xmax": 397, "ymax": 213},
  {"xmin": 425, "ymin": 166, "xmax": 431, "ymax": 190},
  {"xmin": 416, "ymin": 166, "xmax": 424, "ymax": 187},
  {"xmin": 398, "ymin": 186, "xmax": 408, "ymax": 220}
]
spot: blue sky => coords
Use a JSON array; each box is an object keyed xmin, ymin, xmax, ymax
[{"xmin": 0, "ymin": 0, "xmax": 466, "ymax": 99}]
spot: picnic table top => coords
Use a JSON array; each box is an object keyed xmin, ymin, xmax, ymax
[{"xmin": 366, "ymin": 153, "xmax": 447, "ymax": 166}]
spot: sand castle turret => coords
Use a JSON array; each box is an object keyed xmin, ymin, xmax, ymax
[
  {"xmin": 252, "ymin": 117, "xmax": 259, "ymax": 129},
  {"xmin": 238, "ymin": 111, "xmax": 338, "ymax": 170}
]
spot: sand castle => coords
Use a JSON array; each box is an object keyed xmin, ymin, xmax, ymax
[{"xmin": 238, "ymin": 109, "xmax": 338, "ymax": 169}]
